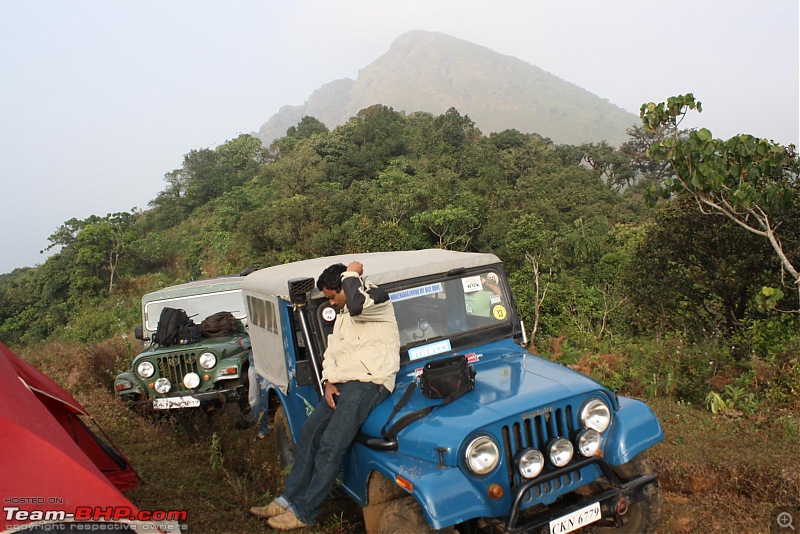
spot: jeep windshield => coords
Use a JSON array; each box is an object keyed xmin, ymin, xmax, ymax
[
  {"xmin": 313, "ymin": 268, "xmax": 514, "ymax": 364},
  {"xmin": 144, "ymin": 289, "xmax": 246, "ymax": 332}
]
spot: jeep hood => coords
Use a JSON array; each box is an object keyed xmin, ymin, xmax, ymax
[
  {"xmin": 360, "ymin": 339, "xmax": 615, "ymax": 466},
  {"xmin": 131, "ymin": 334, "xmax": 248, "ymax": 363}
]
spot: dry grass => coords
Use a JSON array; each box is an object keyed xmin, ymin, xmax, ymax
[{"xmin": 16, "ymin": 341, "xmax": 800, "ymax": 533}]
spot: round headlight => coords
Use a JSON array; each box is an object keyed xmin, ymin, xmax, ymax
[
  {"xmin": 576, "ymin": 429, "xmax": 602, "ymax": 457},
  {"xmin": 154, "ymin": 378, "xmax": 171, "ymax": 394},
  {"xmin": 516, "ymin": 449, "xmax": 545, "ymax": 479},
  {"xmin": 183, "ymin": 372, "xmax": 200, "ymax": 389},
  {"xmin": 199, "ymin": 352, "xmax": 217, "ymax": 369},
  {"xmin": 580, "ymin": 399, "xmax": 611, "ymax": 433},
  {"xmin": 548, "ymin": 437, "xmax": 574, "ymax": 467},
  {"xmin": 137, "ymin": 361, "xmax": 154, "ymax": 378},
  {"xmin": 465, "ymin": 436, "xmax": 500, "ymax": 476}
]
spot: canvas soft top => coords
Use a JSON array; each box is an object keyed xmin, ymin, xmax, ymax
[
  {"xmin": 243, "ymin": 249, "xmax": 501, "ymax": 300},
  {"xmin": 142, "ymin": 276, "xmax": 246, "ymax": 304}
]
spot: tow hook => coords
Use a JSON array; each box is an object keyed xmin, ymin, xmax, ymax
[{"xmin": 616, "ymin": 494, "xmax": 629, "ymax": 516}]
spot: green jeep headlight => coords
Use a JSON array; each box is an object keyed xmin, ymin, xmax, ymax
[
  {"xmin": 183, "ymin": 372, "xmax": 200, "ymax": 389},
  {"xmin": 154, "ymin": 378, "xmax": 171, "ymax": 394},
  {"xmin": 199, "ymin": 352, "xmax": 217, "ymax": 369},
  {"xmin": 137, "ymin": 361, "xmax": 154, "ymax": 378}
]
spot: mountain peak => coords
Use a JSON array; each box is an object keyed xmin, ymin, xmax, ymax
[{"xmin": 256, "ymin": 31, "xmax": 636, "ymax": 146}]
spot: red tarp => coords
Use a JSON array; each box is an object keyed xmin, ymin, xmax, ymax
[{"xmin": 0, "ymin": 341, "xmax": 141, "ymax": 529}]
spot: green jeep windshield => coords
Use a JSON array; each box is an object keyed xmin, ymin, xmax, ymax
[
  {"xmin": 389, "ymin": 269, "xmax": 510, "ymax": 361},
  {"xmin": 144, "ymin": 289, "xmax": 246, "ymax": 332}
]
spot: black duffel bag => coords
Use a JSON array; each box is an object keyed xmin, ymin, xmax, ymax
[
  {"xmin": 419, "ymin": 354, "xmax": 476, "ymax": 399},
  {"xmin": 381, "ymin": 354, "xmax": 476, "ymax": 439}
]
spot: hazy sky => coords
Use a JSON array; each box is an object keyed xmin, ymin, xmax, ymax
[{"xmin": 1, "ymin": 0, "xmax": 797, "ymax": 275}]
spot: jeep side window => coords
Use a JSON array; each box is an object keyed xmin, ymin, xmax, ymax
[{"xmin": 289, "ymin": 308, "xmax": 309, "ymax": 363}]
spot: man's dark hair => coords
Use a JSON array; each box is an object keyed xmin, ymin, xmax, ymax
[{"xmin": 317, "ymin": 263, "xmax": 347, "ymax": 291}]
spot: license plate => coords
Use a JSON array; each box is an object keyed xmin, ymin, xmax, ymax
[
  {"xmin": 153, "ymin": 396, "xmax": 201, "ymax": 409},
  {"xmin": 549, "ymin": 502, "xmax": 602, "ymax": 534}
]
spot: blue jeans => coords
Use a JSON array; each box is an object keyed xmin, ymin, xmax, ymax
[{"xmin": 277, "ymin": 381, "xmax": 389, "ymax": 524}]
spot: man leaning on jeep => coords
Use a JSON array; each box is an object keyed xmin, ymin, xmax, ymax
[{"xmin": 250, "ymin": 260, "xmax": 401, "ymax": 530}]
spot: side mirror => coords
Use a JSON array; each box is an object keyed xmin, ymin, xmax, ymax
[{"xmin": 134, "ymin": 325, "xmax": 147, "ymax": 341}]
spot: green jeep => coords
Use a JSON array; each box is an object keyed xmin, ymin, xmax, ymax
[{"xmin": 114, "ymin": 276, "xmax": 251, "ymax": 413}]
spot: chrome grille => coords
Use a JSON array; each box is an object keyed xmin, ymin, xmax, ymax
[
  {"xmin": 501, "ymin": 405, "xmax": 582, "ymax": 501},
  {"xmin": 156, "ymin": 352, "xmax": 200, "ymax": 393}
]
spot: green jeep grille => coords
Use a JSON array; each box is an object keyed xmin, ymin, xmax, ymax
[{"xmin": 156, "ymin": 352, "xmax": 201, "ymax": 394}]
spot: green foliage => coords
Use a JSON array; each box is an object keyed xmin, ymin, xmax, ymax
[
  {"xmin": 641, "ymin": 94, "xmax": 800, "ymax": 304},
  {"xmin": 286, "ymin": 115, "xmax": 329, "ymax": 140},
  {"xmin": 754, "ymin": 286, "xmax": 784, "ymax": 312},
  {"xmin": 731, "ymin": 315, "xmax": 800, "ymax": 362},
  {"xmin": 625, "ymin": 198, "xmax": 788, "ymax": 335},
  {"xmin": 704, "ymin": 391, "xmax": 728, "ymax": 414},
  {"xmin": 210, "ymin": 432, "xmax": 224, "ymax": 471}
]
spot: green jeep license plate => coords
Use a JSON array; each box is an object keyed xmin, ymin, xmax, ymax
[{"xmin": 153, "ymin": 396, "xmax": 201, "ymax": 409}]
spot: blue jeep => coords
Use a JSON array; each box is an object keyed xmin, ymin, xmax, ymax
[{"xmin": 243, "ymin": 250, "xmax": 663, "ymax": 533}]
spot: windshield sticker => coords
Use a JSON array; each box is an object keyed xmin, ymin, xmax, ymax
[
  {"xmin": 390, "ymin": 283, "xmax": 444, "ymax": 302},
  {"xmin": 464, "ymin": 352, "xmax": 481, "ymax": 363},
  {"xmin": 321, "ymin": 306, "xmax": 337, "ymax": 322},
  {"xmin": 408, "ymin": 339, "xmax": 452, "ymax": 361},
  {"xmin": 462, "ymin": 276, "xmax": 483, "ymax": 293},
  {"xmin": 492, "ymin": 305, "xmax": 508, "ymax": 320}
]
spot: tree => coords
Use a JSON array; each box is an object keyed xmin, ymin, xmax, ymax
[
  {"xmin": 45, "ymin": 211, "xmax": 140, "ymax": 293},
  {"xmin": 411, "ymin": 207, "xmax": 480, "ymax": 250},
  {"xmin": 619, "ymin": 124, "xmax": 673, "ymax": 185},
  {"xmin": 641, "ymin": 94, "xmax": 800, "ymax": 306},
  {"xmin": 318, "ymin": 105, "xmax": 408, "ymax": 186},
  {"xmin": 625, "ymin": 201, "xmax": 783, "ymax": 334},
  {"xmin": 287, "ymin": 116, "xmax": 329, "ymax": 139},
  {"xmin": 581, "ymin": 141, "xmax": 636, "ymax": 190}
]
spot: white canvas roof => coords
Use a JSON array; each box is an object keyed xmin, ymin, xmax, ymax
[
  {"xmin": 142, "ymin": 276, "xmax": 245, "ymax": 303},
  {"xmin": 243, "ymin": 249, "xmax": 502, "ymax": 300}
]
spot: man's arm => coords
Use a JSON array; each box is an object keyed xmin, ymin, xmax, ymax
[{"xmin": 341, "ymin": 261, "xmax": 390, "ymax": 317}]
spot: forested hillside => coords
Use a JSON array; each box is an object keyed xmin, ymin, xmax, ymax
[{"xmin": 1, "ymin": 100, "xmax": 798, "ymax": 414}]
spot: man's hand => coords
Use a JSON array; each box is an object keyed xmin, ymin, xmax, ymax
[
  {"xmin": 347, "ymin": 261, "xmax": 363, "ymax": 276},
  {"xmin": 324, "ymin": 381, "xmax": 340, "ymax": 409}
]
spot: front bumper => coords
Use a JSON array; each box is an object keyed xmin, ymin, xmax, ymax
[
  {"xmin": 504, "ymin": 456, "xmax": 659, "ymax": 533},
  {"xmin": 150, "ymin": 382, "xmax": 246, "ymax": 409}
]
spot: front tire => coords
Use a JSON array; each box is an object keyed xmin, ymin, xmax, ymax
[
  {"xmin": 591, "ymin": 454, "xmax": 662, "ymax": 533},
  {"xmin": 377, "ymin": 497, "xmax": 454, "ymax": 534},
  {"xmin": 273, "ymin": 405, "xmax": 295, "ymax": 470}
]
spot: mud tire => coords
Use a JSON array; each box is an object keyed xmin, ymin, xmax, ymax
[
  {"xmin": 377, "ymin": 496, "xmax": 455, "ymax": 534},
  {"xmin": 590, "ymin": 453, "xmax": 662, "ymax": 534},
  {"xmin": 273, "ymin": 405, "xmax": 295, "ymax": 470}
]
